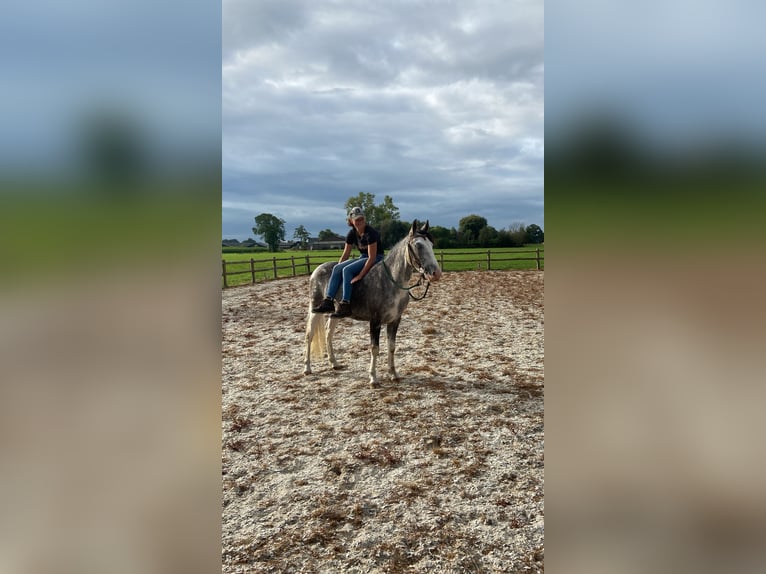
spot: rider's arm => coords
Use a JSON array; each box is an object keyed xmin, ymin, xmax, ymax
[
  {"xmin": 353, "ymin": 242, "xmax": 377, "ymax": 282},
  {"xmin": 338, "ymin": 243, "xmax": 352, "ymax": 263}
]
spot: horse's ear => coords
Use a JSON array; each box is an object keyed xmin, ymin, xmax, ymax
[
  {"xmin": 410, "ymin": 220, "xmax": 418, "ymax": 235},
  {"xmin": 421, "ymin": 220, "xmax": 430, "ymax": 232}
]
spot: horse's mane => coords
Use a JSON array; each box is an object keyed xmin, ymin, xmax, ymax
[{"xmin": 384, "ymin": 233, "xmax": 409, "ymax": 262}]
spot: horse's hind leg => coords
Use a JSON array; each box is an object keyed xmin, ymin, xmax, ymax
[
  {"xmin": 386, "ymin": 319, "xmax": 401, "ymax": 382},
  {"xmin": 326, "ymin": 317, "xmax": 340, "ymax": 370},
  {"xmin": 369, "ymin": 320, "xmax": 382, "ymax": 388},
  {"xmin": 304, "ymin": 311, "xmax": 321, "ymax": 375}
]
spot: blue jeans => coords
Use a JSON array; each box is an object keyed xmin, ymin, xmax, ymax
[{"xmin": 326, "ymin": 255, "xmax": 383, "ymax": 302}]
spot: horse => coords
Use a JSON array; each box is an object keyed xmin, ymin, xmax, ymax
[{"xmin": 304, "ymin": 220, "xmax": 442, "ymax": 387}]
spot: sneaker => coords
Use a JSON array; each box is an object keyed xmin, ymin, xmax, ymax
[
  {"xmin": 312, "ymin": 297, "xmax": 335, "ymax": 313},
  {"xmin": 330, "ymin": 301, "xmax": 352, "ymax": 318}
]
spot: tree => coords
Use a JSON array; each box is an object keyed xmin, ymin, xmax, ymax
[
  {"xmin": 378, "ymin": 195, "xmax": 400, "ymax": 223},
  {"xmin": 344, "ymin": 193, "xmax": 400, "ymax": 228},
  {"xmin": 429, "ymin": 225, "xmax": 453, "ymax": 249},
  {"xmin": 506, "ymin": 222, "xmax": 527, "ymax": 247},
  {"xmin": 252, "ymin": 213, "xmax": 285, "ymax": 252},
  {"xmin": 293, "ymin": 225, "xmax": 310, "ymax": 250},
  {"xmin": 478, "ymin": 225, "xmax": 499, "ymax": 247},
  {"xmin": 318, "ymin": 228, "xmax": 339, "ymax": 241},
  {"xmin": 458, "ymin": 215, "xmax": 488, "ymax": 245},
  {"xmin": 525, "ymin": 224, "xmax": 544, "ymax": 244},
  {"xmin": 377, "ymin": 219, "xmax": 411, "ymax": 249}
]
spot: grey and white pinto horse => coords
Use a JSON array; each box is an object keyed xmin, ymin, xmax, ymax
[{"xmin": 304, "ymin": 220, "xmax": 442, "ymax": 387}]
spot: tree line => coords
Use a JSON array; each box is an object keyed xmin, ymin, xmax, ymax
[{"xmin": 243, "ymin": 193, "xmax": 543, "ymax": 252}]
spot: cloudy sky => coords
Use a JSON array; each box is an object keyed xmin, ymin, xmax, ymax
[{"xmin": 222, "ymin": 0, "xmax": 543, "ymax": 240}]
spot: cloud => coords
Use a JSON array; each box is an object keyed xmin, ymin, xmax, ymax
[{"xmin": 223, "ymin": 0, "xmax": 543, "ymax": 239}]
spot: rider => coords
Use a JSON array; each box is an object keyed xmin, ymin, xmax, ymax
[{"xmin": 312, "ymin": 206, "xmax": 384, "ymax": 318}]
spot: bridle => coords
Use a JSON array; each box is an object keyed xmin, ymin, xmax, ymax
[
  {"xmin": 405, "ymin": 237, "xmax": 426, "ymax": 275},
  {"xmin": 383, "ymin": 232, "xmax": 435, "ymax": 301}
]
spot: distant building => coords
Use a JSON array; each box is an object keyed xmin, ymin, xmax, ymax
[{"xmin": 308, "ymin": 235, "xmax": 345, "ymax": 250}]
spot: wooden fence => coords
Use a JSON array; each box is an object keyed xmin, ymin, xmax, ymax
[
  {"xmin": 222, "ymin": 248, "xmax": 543, "ymax": 288},
  {"xmin": 433, "ymin": 248, "xmax": 544, "ymax": 273}
]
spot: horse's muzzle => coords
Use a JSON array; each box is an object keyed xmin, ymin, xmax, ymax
[{"xmin": 425, "ymin": 269, "xmax": 442, "ymax": 282}]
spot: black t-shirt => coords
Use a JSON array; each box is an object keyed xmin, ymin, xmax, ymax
[{"xmin": 346, "ymin": 225, "xmax": 383, "ymax": 257}]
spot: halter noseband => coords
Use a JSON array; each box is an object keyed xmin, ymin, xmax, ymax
[{"xmin": 405, "ymin": 232, "xmax": 433, "ymax": 277}]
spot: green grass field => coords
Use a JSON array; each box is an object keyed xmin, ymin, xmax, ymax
[{"xmin": 222, "ymin": 245, "xmax": 544, "ymax": 287}]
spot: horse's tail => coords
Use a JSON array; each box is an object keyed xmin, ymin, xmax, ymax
[{"xmin": 307, "ymin": 310, "xmax": 327, "ymax": 361}]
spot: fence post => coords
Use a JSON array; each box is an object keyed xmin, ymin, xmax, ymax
[
  {"xmin": 272, "ymin": 257, "xmax": 278, "ymax": 279},
  {"xmin": 487, "ymin": 250, "xmax": 491, "ymax": 271},
  {"xmin": 222, "ymin": 260, "xmax": 228, "ymax": 288},
  {"xmin": 291, "ymin": 256, "xmax": 296, "ymax": 276},
  {"xmin": 536, "ymin": 248, "xmax": 541, "ymax": 270},
  {"xmin": 305, "ymin": 255, "xmax": 311, "ymax": 275},
  {"xmin": 250, "ymin": 258, "xmax": 256, "ymax": 284},
  {"xmin": 439, "ymin": 250, "xmax": 444, "ymax": 271}
]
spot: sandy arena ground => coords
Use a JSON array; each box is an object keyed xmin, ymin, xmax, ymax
[{"xmin": 222, "ymin": 270, "xmax": 544, "ymax": 573}]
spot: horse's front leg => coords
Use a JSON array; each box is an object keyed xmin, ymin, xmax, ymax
[
  {"xmin": 326, "ymin": 316, "xmax": 340, "ymax": 370},
  {"xmin": 369, "ymin": 320, "xmax": 382, "ymax": 388},
  {"xmin": 386, "ymin": 319, "xmax": 401, "ymax": 382}
]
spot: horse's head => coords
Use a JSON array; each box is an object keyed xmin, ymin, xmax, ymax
[{"xmin": 408, "ymin": 220, "xmax": 442, "ymax": 282}]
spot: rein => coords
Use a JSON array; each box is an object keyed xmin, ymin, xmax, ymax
[{"xmin": 381, "ymin": 236, "xmax": 432, "ymax": 301}]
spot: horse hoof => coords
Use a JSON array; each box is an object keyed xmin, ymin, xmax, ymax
[
  {"xmin": 303, "ymin": 369, "xmax": 312, "ymax": 376},
  {"xmin": 369, "ymin": 380, "xmax": 381, "ymax": 389},
  {"xmin": 332, "ymin": 364, "xmax": 343, "ymax": 371}
]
